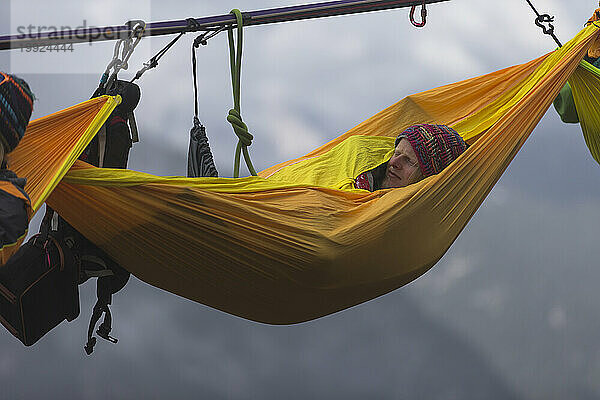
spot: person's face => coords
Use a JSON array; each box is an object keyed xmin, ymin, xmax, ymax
[{"xmin": 381, "ymin": 138, "xmax": 423, "ymax": 189}]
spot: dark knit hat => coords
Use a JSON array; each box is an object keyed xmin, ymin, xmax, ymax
[
  {"xmin": 0, "ymin": 72, "xmax": 34, "ymax": 153},
  {"xmin": 395, "ymin": 124, "xmax": 467, "ymax": 178}
]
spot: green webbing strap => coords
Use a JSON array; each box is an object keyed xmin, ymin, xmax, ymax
[{"xmin": 227, "ymin": 9, "xmax": 257, "ymax": 178}]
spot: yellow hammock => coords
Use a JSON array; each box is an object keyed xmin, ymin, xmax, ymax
[
  {"xmin": 0, "ymin": 96, "xmax": 120, "ymax": 262},
  {"xmin": 568, "ymin": 59, "xmax": 600, "ymax": 163},
  {"xmin": 6, "ymin": 24, "xmax": 600, "ymax": 325}
]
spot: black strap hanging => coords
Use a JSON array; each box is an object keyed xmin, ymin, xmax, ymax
[
  {"xmin": 187, "ymin": 30, "xmax": 223, "ymax": 178},
  {"xmin": 84, "ymin": 265, "xmax": 130, "ymax": 355}
]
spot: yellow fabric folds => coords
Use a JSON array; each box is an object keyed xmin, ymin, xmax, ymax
[
  {"xmin": 7, "ymin": 95, "xmax": 120, "ymax": 212},
  {"xmin": 267, "ymin": 135, "xmax": 396, "ymax": 190},
  {"xmin": 566, "ymin": 60, "xmax": 600, "ymax": 164},
  {"xmin": 34, "ymin": 25, "xmax": 599, "ymax": 324},
  {"xmin": 0, "ymin": 96, "xmax": 118, "ymax": 265}
]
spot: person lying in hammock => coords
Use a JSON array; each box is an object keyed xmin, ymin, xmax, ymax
[
  {"xmin": 354, "ymin": 124, "xmax": 468, "ymax": 191},
  {"xmin": 0, "ymin": 72, "xmax": 35, "ymax": 264}
]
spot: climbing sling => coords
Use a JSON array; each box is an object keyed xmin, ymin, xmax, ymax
[{"xmin": 227, "ymin": 9, "xmax": 256, "ymax": 178}]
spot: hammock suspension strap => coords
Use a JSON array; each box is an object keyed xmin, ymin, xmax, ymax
[
  {"xmin": 131, "ymin": 18, "xmax": 203, "ymax": 83},
  {"xmin": 410, "ymin": 1, "xmax": 427, "ymax": 28},
  {"xmin": 192, "ymin": 26, "xmax": 228, "ymax": 118},
  {"xmin": 227, "ymin": 9, "xmax": 257, "ymax": 178},
  {"xmin": 524, "ymin": 0, "xmax": 562, "ymax": 47}
]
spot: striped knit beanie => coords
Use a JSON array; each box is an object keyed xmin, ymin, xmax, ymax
[
  {"xmin": 395, "ymin": 124, "xmax": 467, "ymax": 178},
  {"xmin": 0, "ymin": 72, "xmax": 34, "ymax": 153}
]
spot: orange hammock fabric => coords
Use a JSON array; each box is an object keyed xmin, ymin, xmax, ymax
[
  {"xmin": 5, "ymin": 25, "xmax": 599, "ymax": 325},
  {"xmin": 0, "ymin": 96, "xmax": 119, "ymax": 263}
]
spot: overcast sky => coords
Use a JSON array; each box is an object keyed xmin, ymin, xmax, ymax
[{"xmin": 2, "ymin": 1, "xmax": 600, "ymax": 399}]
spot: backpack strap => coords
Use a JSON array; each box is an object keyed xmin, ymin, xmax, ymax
[
  {"xmin": 80, "ymin": 254, "xmax": 114, "ymax": 279},
  {"xmin": 128, "ymin": 112, "xmax": 139, "ymax": 143},
  {"xmin": 97, "ymin": 125, "xmax": 107, "ymax": 168},
  {"xmin": 84, "ymin": 298, "xmax": 116, "ymax": 355},
  {"xmin": 84, "ymin": 264, "xmax": 129, "ymax": 355}
]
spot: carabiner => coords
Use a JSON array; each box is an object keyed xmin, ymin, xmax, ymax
[{"xmin": 410, "ymin": 1, "xmax": 427, "ymax": 28}]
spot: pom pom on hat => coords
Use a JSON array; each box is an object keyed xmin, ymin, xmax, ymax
[
  {"xmin": 0, "ymin": 72, "xmax": 34, "ymax": 153},
  {"xmin": 395, "ymin": 124, "xmax": 467, "ymax": 178}
]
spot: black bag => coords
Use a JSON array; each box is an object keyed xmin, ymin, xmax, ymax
[
  {"xmin": 0, "ymin": 227, "xmax": 80, "ymax": 346},
  {"xmin": 39, "ymin": 207, "xmax": 130, "ymax": 355},
  {"xmin": 83, "ymin": 79, "xmax": 141, "ymax": 169}
]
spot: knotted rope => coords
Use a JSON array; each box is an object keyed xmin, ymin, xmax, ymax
[{"xmin": 227, "ymin": 9, "xmax": 256, "ymax": 178}]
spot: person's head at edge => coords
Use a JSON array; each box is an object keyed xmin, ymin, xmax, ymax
[
  {"xmin": 380, "ymin": 124, "xmax": 468, "ymax": 189},
  {"xmin": 0, "ymin": 72, "xmax": 35, "ymax": 167}
]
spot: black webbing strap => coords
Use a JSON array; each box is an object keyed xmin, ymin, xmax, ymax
[
  {"xmin": 84, "ymin": 299, "xmax": 116, "ymax": 355},
  {"xmin": 84, "ymin": 269, "xmax": 130, "ymax": 355},
  {"xmin": 192, "ymin": 36, "xmax": 201, "ymax": 121},
  {"xmin": 83, "ymin": 251, "xmax": 130, "ymax": 355},
  {"xmin": 191, "ymin": 26, "xmax": 226, "ymax": 119},
  {"xmin": 84, "ymin": 286, "xmax": 116, "ymax": 355},
  {"xmin": 131, "ymin": 18, "xmax": 203, "ymax": 83},
  {"xmin": 36, "ymin": 208, "xmax": 53, "ymax": 246},
  {"xmin": 187, "ymin": 29, "xmax": 223, "ymax": 178}
]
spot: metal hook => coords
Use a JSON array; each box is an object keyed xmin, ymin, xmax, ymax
[
  {"xmin": 524, "ymin": 0, "xmax": 562, "ymax": 47},
  {"xmin": 193, "ymin": 26, "xmax": 228, "ymax": 48},
  {"xmin": 535, "ymin": 14, "xmax": 555, "ymax": 36},
  {"xmin": 126, "ymin": 20, "xmax": 146, "ymax": 39},
  {"xmin": 410, "ymin": 1, "xmax": 427, "ymax": 28}
]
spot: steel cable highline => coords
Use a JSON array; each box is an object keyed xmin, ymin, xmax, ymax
[{"xmin": 0, "ymin": 0, "xmax": 449, "ymax": 51}]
